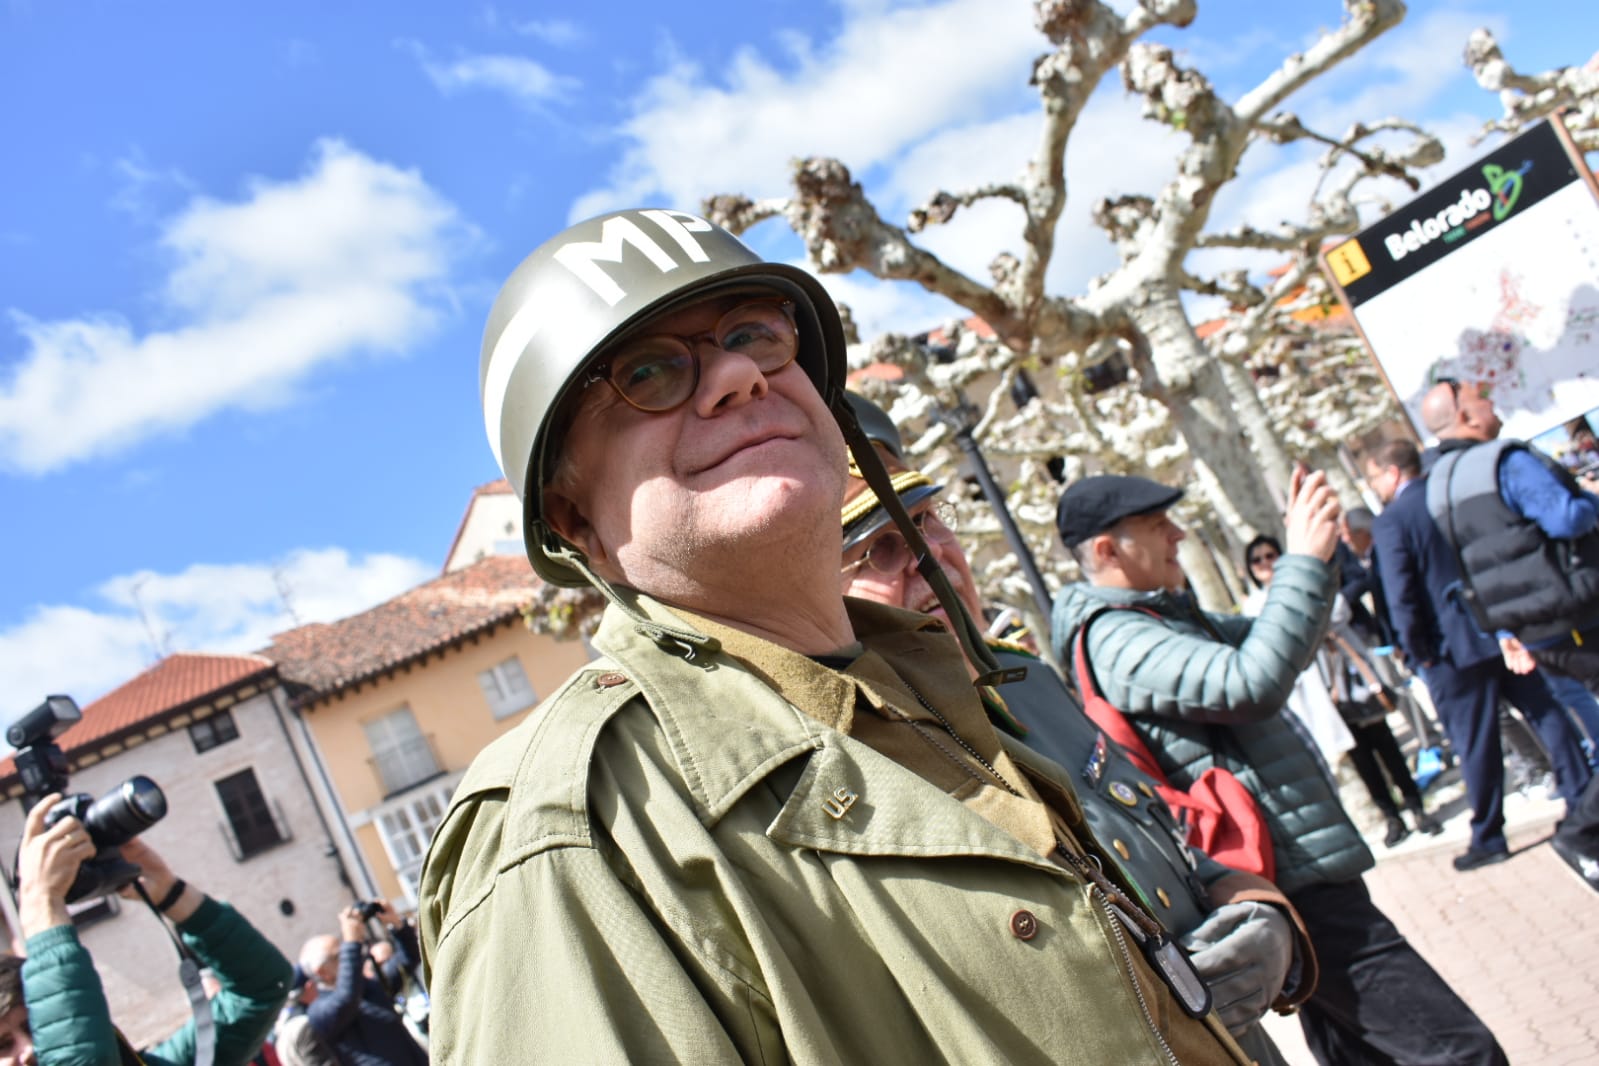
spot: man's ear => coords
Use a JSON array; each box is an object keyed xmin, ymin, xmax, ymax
[
  {"xmin": 544, "ymin": 490, "xmax": 609, "ymax": 568},
  {"xmin": 1090, "ymin": 532, "xmax": 1117, "ymax": 570}
]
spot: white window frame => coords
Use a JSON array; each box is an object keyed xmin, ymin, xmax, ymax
[
  {"xmin": 364, "ymin": 706, "xmax": 440, "ymax": 796},
  {"xmin": 477, "ymin": 656, "xmax": 536, "ymax": 719},
  {"xmin": 369, "ymin": 776, "xmax": 459, "ymax": 905}
]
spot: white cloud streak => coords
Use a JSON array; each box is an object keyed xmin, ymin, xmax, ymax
[
  {"xmin": 515, "ymin": 19, "xmax": 583, "ymax": 47},
  {"xmin": 0, "ymin": 140, "xmax": 464, "ymax": 474},
  {"xmin": 0, "ymin": 548, "xmax": 434, "ymax": 726},
  {"xmin": 572, "ymin": 0, "xmax": 1041, "ymax": 219},
  {"xmin": 418, "ymin": 50, "xmax": 579, "ymax": 107}
]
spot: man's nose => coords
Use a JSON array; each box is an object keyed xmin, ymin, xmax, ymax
[{"xmin": 695, "ymin": 343, "xmax": 771, "ymax": 415}]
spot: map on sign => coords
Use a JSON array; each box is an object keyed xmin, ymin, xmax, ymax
[{"xmin": 1322, "ymin": 119, "xmax": 1599, "ymax": 444}]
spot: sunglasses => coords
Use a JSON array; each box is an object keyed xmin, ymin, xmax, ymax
[
  {"xmin": 1248, "ymin": 550, "xmax": 1279, "ymax": 566},
  {"xmin": 585, "ymin": 299, "xmax": 799, "ymax": 413},
  {"xmin": 1434, "ymin": 375, "xmax": 1489, "ymax": 403},
  {"xmin": 842, "ymin": 501, "xmax": 960, "ymax": 577}
]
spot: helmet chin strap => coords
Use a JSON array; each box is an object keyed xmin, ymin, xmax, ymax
[
  {"xmin": 542, "ymin": 534, "xmax": 723, "ymax": 659},
  {"xmin": 833, "ymin": 396, "xmax": 1026, "ymax": 689}
]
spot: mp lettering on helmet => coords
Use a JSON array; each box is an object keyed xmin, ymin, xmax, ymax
[{"xmin": 553, "ymin": 210, "xmax": 714, "ymax": 306}]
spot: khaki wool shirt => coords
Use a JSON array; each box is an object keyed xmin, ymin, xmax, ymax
[{"xmin": 420, "ymin": 592, "xmax": 1249, "ymax": 1065}]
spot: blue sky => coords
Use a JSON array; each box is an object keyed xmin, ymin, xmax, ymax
[{"xmin": 2, "ymin": 0, "xmax": 1594, "ymax": 723}]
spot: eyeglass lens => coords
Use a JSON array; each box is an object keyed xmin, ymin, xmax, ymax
[
  {"xmin": 604, "ymin": 300, "xmax": 798, "ymax": 412},
  {"xmin": 856, "ymin": 503, "xmax": 959, "ymax": 575}
]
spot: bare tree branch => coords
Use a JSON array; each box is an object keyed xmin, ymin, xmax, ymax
[
  {"xmin": 1232, "ymin": 0, "xmax": 1406, "ymax": 127},
  {"xmin": 1465, "ymin": 28, "xmax": 1599, "ymax": 146},
  {"xmin": 704, "ymin": 0, "xmax": 1596, "ymax": 604},
  {"xmin": 907, "ymin": 186, "xmax": 1028, "ymax": 233},
  {"xmin": 1258, "ymin": 112, "xmax": 1422, "ymax": 188},
  {"xmin": 1179, "ymin": 268, "xmax": 1265, "ymax": 306},
  {"xmin": 702, "ymin": 194, "xmax": 787, "ymax": 235}
]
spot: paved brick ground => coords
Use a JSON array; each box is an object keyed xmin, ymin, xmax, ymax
[{"xmin": 1257, "ymin": 763, "xmax": 1599, "ymax": 1065}]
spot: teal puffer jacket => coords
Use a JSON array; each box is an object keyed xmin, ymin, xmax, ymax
[
  {"xmin": 22, "ymin": 896, "xmax": 292, "ymax": 1066},
  {"xmin": 1051, "ymin": 556, "xmax": 1372, "ymax": 895}
]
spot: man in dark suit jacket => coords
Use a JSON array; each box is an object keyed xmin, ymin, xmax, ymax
[
  {"xmin": 1367, "ymin": 439, "xmax": 1592, "ymax": 871},
  {"xmin": 1336, "ymin": 508, "xmax": 1392, "ymax": 647}
]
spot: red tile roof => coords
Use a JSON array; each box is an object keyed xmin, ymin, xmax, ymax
[
  {"xmin": 922, "ymin": 315, "xmax": 997, "ymax": 347},
  {"xmin": 263, "ymin": 554, "xmax": 539, "ymax": 705},
  {"xmin": 0, "ymin": 652, "xmax": 275, "ymax": 779}
]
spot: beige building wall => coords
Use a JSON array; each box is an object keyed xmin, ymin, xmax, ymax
[
  {"xmin": 301, "ymin": 619, "xmax": 591, "ymax": 905},
  {"xmin": 0, "ymin": 683, "xmax": 354, "ymax": 1048}
]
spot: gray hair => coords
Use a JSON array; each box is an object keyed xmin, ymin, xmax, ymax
[
  {"xmin": 1343, "ymin": 506, "xmax": 1375, "ymax": 533},
  {"xmin": 298, "ymin": 934, "xmax": 340, "ymax": 972}
]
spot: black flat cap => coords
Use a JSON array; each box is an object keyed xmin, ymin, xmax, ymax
[{"xmin": 1056, "ymin": 474, "xmax": 1183, "ymax": 547}]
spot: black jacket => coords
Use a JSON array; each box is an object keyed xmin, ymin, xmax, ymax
[
  {"xmin": 1371, "ymin": 477, "xmax": 1500, "ymax": 669},
  {"xmin": 306, "ymin": 942, "xmax": 427, "ymax": 1066},
  {"xmin": 1427, "ymin": 437, "xmax": 1599, "ymax": 643}
]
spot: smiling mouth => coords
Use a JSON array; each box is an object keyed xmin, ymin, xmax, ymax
[{"xmin": 695, "ymin": 431, "xmax": 794, "ymax": 473}]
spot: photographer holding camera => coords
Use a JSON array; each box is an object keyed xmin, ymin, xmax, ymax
[
  {"xmin": 296, "ymin": 903, "xmax": 425, "ymax": 1066},
  {"xmin": 0, "ymin": 792, "xmax": 292, "ymax": 1066}
]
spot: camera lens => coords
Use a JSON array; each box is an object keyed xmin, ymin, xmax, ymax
[{"xmin": 82, "ymin": 775, "xmax": 167, "ymax": 848}]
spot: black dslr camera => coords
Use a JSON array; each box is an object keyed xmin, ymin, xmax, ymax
[
  {"xmin": 355, "ymin": 900, "xmax": 386, "ymax": 921},
  {"xmin": 10, "ymin": 695, "xmax": 168, "ymax": 903}
]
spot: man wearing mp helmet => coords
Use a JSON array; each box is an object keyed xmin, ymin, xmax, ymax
[{"xmin": 419, "ymin": 208, "xmax": 1255, "ymax": 1063}]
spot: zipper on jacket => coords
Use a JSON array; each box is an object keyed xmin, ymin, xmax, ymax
[{"xmin": 1092, "ymin": 885, "xmax": 1180, "ymax": 1066}]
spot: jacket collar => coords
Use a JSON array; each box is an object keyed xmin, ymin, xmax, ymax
[
  {"xmin": 1436, "ymin": 436, "xmax": 1480, "ymax": 454},
  {"xmin": 587, "ymin": 592, "xmax": 1057, "ymax": 870},
  {"xmin": 1063, "ymin": 579, "xmax": 1194, "ymax": 620},
  {"xmin": 590, "ymin": 593, "xmax": 827, "ymax": 824}
]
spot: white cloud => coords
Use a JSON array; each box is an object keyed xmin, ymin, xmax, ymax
[
  {"xmin": 416, "ymin": 49, "xmax": 578, "ymax": 108},
  {"xmin": 514, "ymin": 18, "xmax": 583, "ymax": 47},
  {"xmin": 571, "ymin": 0, "xmax": 1041, "ymax": 219},
  {"xmin": 109, "ymin": 150, "xmax": 196, "ymax": 220},
  {"xmin": 0, "ymin": 548, "xmax": 434, "ymax": 726},
  {"xmin": 815, "ymin": 268, "xmax": 966, "ymax": 341},
  {"xmin": 0, "ymin": 140, "xmax": 464, "ymax": 474}
]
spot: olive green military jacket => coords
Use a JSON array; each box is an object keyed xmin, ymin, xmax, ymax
[{"xmin": 419, "ymin": 594, "xmax": 1247, "ymax": 1065}]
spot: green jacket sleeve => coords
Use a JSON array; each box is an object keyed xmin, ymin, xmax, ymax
[
  {"xmin": 423, "ymin": 791, "xmax": 761, "ymax": 1065},
  {"xmin": 21, "ymin": 924, "xmax": 123, "ymax": 1066},
  {"xmin": 1084, "ymin": 556, "xmax": 1335, "ymax": 726},
  {"xmin": 141, "ymin": 897, "xmax": 293, "ymax": 1066}
]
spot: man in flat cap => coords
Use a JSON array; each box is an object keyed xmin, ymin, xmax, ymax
[{"xmin": 1051, "ymin": 471, "xmax": 1505, "ymax": 1066}]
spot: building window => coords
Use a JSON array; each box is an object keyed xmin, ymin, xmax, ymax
[
  {"xmin": 477, "ymin": 656, "xmax": 536, "ymax": 719},
  {"xmin": 215, "ymin": 768, "xmax": 286, "ymax": 859},
  {"xmin": 374, "ymin": 780, "xmax": 454, "ymax": 903},
  {"xmin": 189, "ymin": 709, "xmax": 240, "ymax": 753},
  {"xmin": 364, "ymin": 707, "xmax": 441, "ymax": 797}
]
